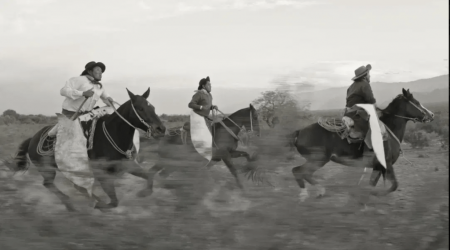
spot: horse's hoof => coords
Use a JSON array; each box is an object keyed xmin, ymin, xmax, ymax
[
  {"xmin": 94, "ymin": 201, "xmax": 110, "ymax": 211},
  {"xmin": 316, "ymin": 185, "xmax": 326, "ymax": 198},
  {"xmin": 249, "ymin": 152, "xmax": 259, "ymax": 161},
  {"xmin": 136, "ymin": 188, "xmax": 153, "ymax": 198},
  {"xmin": 370, "ymin": 190, "xmax": 382, "ymax": 196},
  {"xmin": 316, "ymin": 193, "xmax": 325, "ymax": 198},
  {"xmin": 299, "ymin": 193, "xmax": 309, "ymax": 202},
  {"xmin": 66, "ymin": 206, "xmax": 77, "ymax": 212}
]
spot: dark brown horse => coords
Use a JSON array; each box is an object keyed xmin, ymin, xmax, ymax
[
  {"xmin": 287, "ymin": 88, "xmax": 434, "ymax": 201},
  {"xmin": 5, "ymin": 88, "xmax": 166, "ymax": 211},
  {"xmin": 138, "ymin": 104, "xmax": 261, "ymax": 197}
]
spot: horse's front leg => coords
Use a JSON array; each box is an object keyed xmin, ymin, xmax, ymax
[
  {"xmin": 219, "ymin": 150, "xmax": 245, "ymax": 190},
  {"xmin": 370, "ymin": 160, "xmax": 398, "ymax": 196},
  {"xmin": 93, "ymin": 166, "xmax": 119, "ymax": 210},
  {"xmin": 126, "ymin": 161, "xmax": 155, "ymax": 198}
]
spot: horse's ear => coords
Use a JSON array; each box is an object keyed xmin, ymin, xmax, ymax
[
  {"xmin": 142, "ymin": 87, "xmax": 150, "ymax": 99},
  {"xmin": 127, "ymin": 88, "xmax": 136, "ymax": 100},
  {"xmin": 407, "ymin": 89, "xmax": 411, "ymax": 94},
  {"xmin": 402, "ymin": 88, "xmax": 408, "ymax": 97}
]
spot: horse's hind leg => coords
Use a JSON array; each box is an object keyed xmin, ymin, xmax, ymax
[
  {"xmin": 38, "ymin": 164, "xmax": 76, "ymax": 211},
  {"xmin": 292, "ymin": 160, "xmax": 328, "ymax": 202}
]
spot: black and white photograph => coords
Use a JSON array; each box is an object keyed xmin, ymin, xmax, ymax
[{"xmin": 0, "ymin": 0, "xmax": 448, "ymax": 249}]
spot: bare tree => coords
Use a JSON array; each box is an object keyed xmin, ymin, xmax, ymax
[{"xmin": 252, "ymin": 89, "xmax": 310, "ymax": 128}]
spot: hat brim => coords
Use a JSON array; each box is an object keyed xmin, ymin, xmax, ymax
[
  {"xmin": 81, "ymin": 62, "xmax": 106, "ymax": 75},
  {"xmin": 351, "ymin": 69, "xmax": 370, "ymax": 81}
]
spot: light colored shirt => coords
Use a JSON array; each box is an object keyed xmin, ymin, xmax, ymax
[{"xmin": 60, "ymin": 75, "xmax": 111, "ymax": 112}]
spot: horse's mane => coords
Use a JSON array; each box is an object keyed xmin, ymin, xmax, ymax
[
  {"xmin": 103, "ymin": 100, "xmax": 131, "ymax": 124},
  {"xmin": 228, "ymin": 107, "xmax": 250, "ymax": 117},
  {"xmin": 380, "ymin": 94, "xmax": 403, "ymax": 115}
]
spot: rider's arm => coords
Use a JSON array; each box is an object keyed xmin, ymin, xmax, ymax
[
  {"xmin": 188, "ymin": 92, "xmax": 203, "ymax": 110},
  {"xmin": 100, "ymin": 90, "xmax": 113, "ymax": 106},
  {"xmin": 60, "ymin": 77, "xmax": 83, "ymax": 100},
  {"xmin": 361, "ymin": 82, "xmax": 376, "ymax": 104}
]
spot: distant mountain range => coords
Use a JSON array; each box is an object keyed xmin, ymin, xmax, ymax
[{"xmin": 297, "ymin": 75, "xmax": 449, "ymax": 110}]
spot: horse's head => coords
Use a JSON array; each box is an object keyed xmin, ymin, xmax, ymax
[
  {"xmin": 342, "ymin": 106, "xmax": 371, "ymax": 140},
  {"xmin": 393, "ymin": 88, "xmax": 435, "ymax": 123},
  {"xmin": 126, "ymin": 88, "xmax": 166, "ymax": 138}
]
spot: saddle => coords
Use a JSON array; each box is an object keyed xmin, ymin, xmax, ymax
[
  {"xmin": 317, "ymin": 116, "xmax": 390, "ymax": 146},
  {"xmin": 317, "ymin": 117, "xmax": 364, "ymax": 144},
  {"xmin": 37, "ymin": 107, "xmax": 113, "ymax": 156}
]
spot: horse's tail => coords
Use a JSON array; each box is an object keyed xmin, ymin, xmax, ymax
[{"xmin": 3, "ymin": 138, "xmax": 31, "ymax": 173}]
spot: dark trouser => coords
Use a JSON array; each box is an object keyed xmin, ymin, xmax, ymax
[
  {"xmin": 62, "ymin": 109, "xmax": 76, "ymax": 119},
  {"xmin": 62, "ymin": 109, "xmax": 89, "ymax": 119}
]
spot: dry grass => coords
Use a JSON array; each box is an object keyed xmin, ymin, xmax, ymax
[{"xmin": 0, "ymin": 122, "xmax": 448, "ymax": 250}]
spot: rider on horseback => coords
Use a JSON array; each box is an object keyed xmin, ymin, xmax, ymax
[
  {"xmin": 188, "ymin": 76, "xmax": 219, "ymax": 121},
  {"xmin": 344, "ymin": 64, "xmax": 387, "ymax": 148},
  {"xmin": 48, "ymin": 61, "xmax": 115, "ymax": 136},
  {"xmin": 61, "ymin": 61, "xmax": 114, "ymax": 118},
  {"xmin": 188, "ymin": 76, "xmax": 219, "ymax": 160}
]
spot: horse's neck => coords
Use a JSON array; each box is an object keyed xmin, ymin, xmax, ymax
[
  {"xmin": 219, "ymin": 112, "xmax": 244, "ymax": 135},
  {"xmin": 380, "ymin": 113, "xmax": 408, "ymax": 142},
  {"xmin": 381, "ymin": 99, "xmax": 411, "ymax": 142},
  {"xmin": 104, "ymin": 113, "xmax": 135, "ymax": 148}
]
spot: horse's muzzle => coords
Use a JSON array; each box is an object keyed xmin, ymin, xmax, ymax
[{"xmin": 151, "ymin": 125, "xmax": 166, "ymax": 138}]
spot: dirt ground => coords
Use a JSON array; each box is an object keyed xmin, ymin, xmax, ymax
[{"xmin": 0, "ymin": 124, "xmax": 448, "ymax": 250}]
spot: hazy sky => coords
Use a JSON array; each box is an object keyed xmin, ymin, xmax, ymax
[{"xmin": 0, "ymin": 0, "xmax": 448, "ymax": 115}]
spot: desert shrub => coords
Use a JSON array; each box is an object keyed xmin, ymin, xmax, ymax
[
  {"xmin": 439, "ymin": 126, "xmax": 449, "ymax": 149},
  {"xmin": 0, "ymin": 115, "xmax": 18, "ymax": 125},
  {"xmin": 0, "ymin": 110, "xmax": 63, "ymax": 125},
  {"xmin": 3, "ymin": 109, "xmax": 19, "ymax": 118},
  {"xmin": 405, "ymin": 111, "xmax": 448, "ymax": 150},
  {"xmin": 160, "ymin": 114, "xmax": 189, "ymax": 123},
  {"xmin": 404, "ymin": 130, "xmax": 431, "ymax": 149}
]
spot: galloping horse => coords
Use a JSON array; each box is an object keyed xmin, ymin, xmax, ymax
[
  {"xmin": 6, "ymin": 88, "xmax": 166, "ymax": 211},
  {"xmin": 139, "ymin": 104, "xmax": 260, "ymax": 196},
  {"xmin": 288, "ymin": 88, "xmax": 434, "ymax": 201}
]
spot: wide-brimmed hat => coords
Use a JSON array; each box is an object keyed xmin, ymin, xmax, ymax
[
  {"xmin": 351, "ymin": 64, "xmax": 372, "ymax": 81},
  {"xmin": 80, "ymin": 61, "xmax": 106, "ymax": 76}
]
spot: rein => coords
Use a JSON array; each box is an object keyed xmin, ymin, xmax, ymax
[
  {"xmin": 379, "ymin": 96, "xmax": 429, "ymax": 123},
  {"xmin": 108, "ymin": 101, "xmax": 153, "ymax": 138},
  {"xmin": 215, "ymin": 108, "xmax": 255, "ymax": 142},
  {"xmin": 102, "ymin": 100, "xmax": 154, "ymax": 158},
  {"xmin": 378, "ymin": 96, "xmax": 431, "ymax": 152}
]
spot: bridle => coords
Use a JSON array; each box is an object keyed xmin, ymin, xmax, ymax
[
  {"xmin": 380, "ymin": 95, "xmax": 432, "ymax": 123},
  {"xmin": 102, "ymin": 100, "xmax": 157, "ymax": 158}
]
